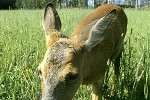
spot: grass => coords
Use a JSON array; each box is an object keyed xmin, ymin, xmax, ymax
[{"xmin": 0, "ymin": 8, "xmax": 150, "ymax": 100}]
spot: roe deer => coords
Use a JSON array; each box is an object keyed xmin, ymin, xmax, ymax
[{"xmin": 37, "ymin": 3, "xmax": 127, "ymax": 100}]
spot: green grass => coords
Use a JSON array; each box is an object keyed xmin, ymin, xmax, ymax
[{"xmin": 0, "ymin": 8, "xmax": 150, "ymax": 100}]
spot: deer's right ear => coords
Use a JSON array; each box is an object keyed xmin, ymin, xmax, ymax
[{"xmin": 43, "ymin": 3, "xmax": 61, "ymax": 35}]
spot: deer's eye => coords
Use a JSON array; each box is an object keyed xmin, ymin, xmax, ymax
[
  {"xmin": 38, "ymin": 69, "xmax": 42, "ymax": 76},
  {"xmin": 65, "ymin": 72, "xmax": 79, "ymax": 85}
]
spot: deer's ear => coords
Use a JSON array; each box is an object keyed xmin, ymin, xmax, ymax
[
  {"xmin": 42, "ymin": 3, "xmax": 63, "ymax": 48},
  {"xmin": 43, "ymin": 3, "xmax": 61, "ymax": 35},
  {"xmin": 84, "ymin": 9, "xmax": 117, "ymax": 51}
]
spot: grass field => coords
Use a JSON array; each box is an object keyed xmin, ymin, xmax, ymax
[{"xmin": 0, "ymin": 8, "xmax": 150, "ymax": 100}]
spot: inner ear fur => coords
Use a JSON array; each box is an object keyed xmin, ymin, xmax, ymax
[{"xmin": 43, "ymin": 3, "xmax": 61, "ymax": 34}]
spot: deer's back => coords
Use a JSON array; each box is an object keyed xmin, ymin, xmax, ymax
[{"xmin": 71, "ymin": 4, "xmax": 127, "ymax": 36}]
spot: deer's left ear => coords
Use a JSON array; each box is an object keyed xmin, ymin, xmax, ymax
[
  {"xmin": 43, "ymin": 3, "xmax": 63, "ymax": 48},
  {"xmin": 43, "ymin": 3, "xmax": 61, "ymax": 35},
  {"xmin": 83, "ymin": 9, "xmax": 117, "ymax": 51}
]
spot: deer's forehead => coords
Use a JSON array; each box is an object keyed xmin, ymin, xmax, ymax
[{"xmin": 45, "ymin": 40, "xmax": 74, "ymax": 68}]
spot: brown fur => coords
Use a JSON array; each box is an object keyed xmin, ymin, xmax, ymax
[
  {"xmin": 72, "ymin": 4, "xmax": 127, "ymax": 36},
  {"xmin": 37, "ymin": 3, "xmax": 127, "ymax": 100}
]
